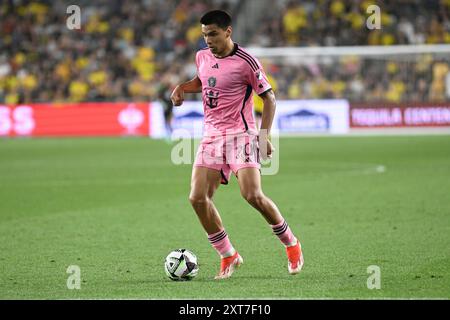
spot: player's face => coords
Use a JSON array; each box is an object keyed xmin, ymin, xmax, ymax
[{"xmin": 201, "ymin": 24, "xmax": 231, "ymax": 56}]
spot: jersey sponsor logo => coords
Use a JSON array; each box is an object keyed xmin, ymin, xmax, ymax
[
  {"xmin": 211, "ymin": 63, "xmax": 219, "ymax": 69},
  {"xmin": 205, "ymin": 89, "xmax": 219, "ymax": 109}
]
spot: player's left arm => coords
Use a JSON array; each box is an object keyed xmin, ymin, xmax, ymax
[
  {"xmin": 245, "ymin": 54, "xmax": 275, "ymax": 159},
  {"xmin": 259, "ymin": 89, "xmax": 276, "ymax": 159}
]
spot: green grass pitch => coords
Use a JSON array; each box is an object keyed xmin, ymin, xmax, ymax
[{"xmin": 0, "ymin": 135, "xmax": 449, "ymax": 299}]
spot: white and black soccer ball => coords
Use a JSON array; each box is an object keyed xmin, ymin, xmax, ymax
[{"xmin": 164, "ymin": 249, "xmax": 199, "ymax": 281}]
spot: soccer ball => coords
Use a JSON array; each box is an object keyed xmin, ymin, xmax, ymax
[{"xmin": 164, "ymin": 249, "xmax": 199, "ymax": 281}]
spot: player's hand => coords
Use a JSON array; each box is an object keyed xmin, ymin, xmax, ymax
[
  {"xmin": 266, "ymin": 139, "xmax": 274, "ymax": 159},
  {"xmin": 260, "ymin": 136, "xmax": 275, "ymax": 160},
  {"xmin": 170, "ymin": 85, "xmax": 185, "ymax": 106}
]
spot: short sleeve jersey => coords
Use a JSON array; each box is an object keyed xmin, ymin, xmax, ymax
[{"xmin": 195, "ymin": 43, "xmax": 272, "ymax": 136}]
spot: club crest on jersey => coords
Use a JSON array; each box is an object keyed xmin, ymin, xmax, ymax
[
  {"xmin": 208, "ymin": 76, "xmax": 217, "ymax": 87},
  {"xmin": 205, "ymin": 89, "xmax": 219, "ymax": 108}
]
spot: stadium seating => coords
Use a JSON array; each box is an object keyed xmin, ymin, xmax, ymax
[{"xmin": 1, "ymin": 0, "xmax": 449, "ymax": 104}]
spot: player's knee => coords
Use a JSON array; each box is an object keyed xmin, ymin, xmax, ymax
[
  {"xmin": 189, "ymin": 193, "xmax": 209, "ymax": 206},
  {"xmin": 242, "ymin": 191, "xmax": 265, "ymax": 207}
]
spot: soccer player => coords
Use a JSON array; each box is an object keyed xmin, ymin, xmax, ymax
[{"xmin": 170, "ymin": 10, "xmax": 303, "ymax": 279}]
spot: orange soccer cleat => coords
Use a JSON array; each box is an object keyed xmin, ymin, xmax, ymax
[
  {"xmin": 214, "ymin": 251, "xmax": 243, "ymax": 280},
  {"xmin": 286, "ymin": 241, "xmax": 304, "ymax": 275}
]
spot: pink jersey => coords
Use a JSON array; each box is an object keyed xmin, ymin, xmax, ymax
[{"xmin": 195, "ymin": 43, "xmax": 272, "ymax": 136}]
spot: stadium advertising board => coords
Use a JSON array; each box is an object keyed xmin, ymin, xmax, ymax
[
  {"xmin": 150, "ymin": 101, "xmax": 205, "ymax": 138},
  {"xmin": 150, "ymin": 99, "xmax": 350, "ymax": 138},
  {"xmin": 273, "ymin": 100, "xmax": 349, "ymax": 134},
  {"xmin": 0, "ymin": 103, "xmax": 150, "ymax": 137},
  {"xmin": 351, "ymin": 103, "xmax": 450, "ymax": 128},
  {"xmin": 1, "ymin": 100, "xmax": 351, "ymax": 137}
]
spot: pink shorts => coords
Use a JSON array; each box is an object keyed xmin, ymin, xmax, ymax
[{"xmin": 194, "ymin": 132, "xmax": 260, "ymax": 184}]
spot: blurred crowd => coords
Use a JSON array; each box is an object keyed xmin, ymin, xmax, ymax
[
  {"xmin": 0, "ymin": 0, "xmax": 233, "ymax": 104},
  {"xmin": 254, "ymin": 0, "xmax": 450, "ymax": 102},
  {"xmin": 260, "ymin": 53, "xmax": 450, "ymax": 102},
  {"xmin": 1, "ymin": 0, "xmax": 449, "ymax": 105},
  {"xmin": 252, "ymin": 0, "xmax": 450, "ymax": 47}
]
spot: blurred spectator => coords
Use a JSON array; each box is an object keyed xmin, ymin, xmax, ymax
[{"xmin": 157, "ymin": 74, "xmax": 176, "ymax": 135}]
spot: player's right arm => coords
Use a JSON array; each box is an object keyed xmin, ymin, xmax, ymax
[{"xmin": 170, "ymin": 76, "xmax": 202, "ymax": 106}]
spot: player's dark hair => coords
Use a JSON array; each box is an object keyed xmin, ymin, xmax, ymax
[{"xmin": 200, "ymin": 10, "xmax": 232, "ymax": 29}]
